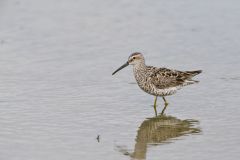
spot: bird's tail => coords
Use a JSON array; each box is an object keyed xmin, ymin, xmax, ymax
[
  {"xmin": 180, "ymin": 70, "xmax": 202, "ymax": 87},
  {"xmin": 185, "ymin": 70, "xmax": 202, "ymax": 77},
  {"xmin": 183, "ymin": 79, "xmax": 199, "ymax": 86}
]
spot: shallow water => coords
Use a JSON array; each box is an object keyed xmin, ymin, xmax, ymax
[{"xmin": 0, "ymin": 0, "xmax": 240, "ymax": 160}]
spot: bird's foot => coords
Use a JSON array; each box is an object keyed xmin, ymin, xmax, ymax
[{"xmin": 160, "ymin": 112, "xmax": 166, "ymax": 116}]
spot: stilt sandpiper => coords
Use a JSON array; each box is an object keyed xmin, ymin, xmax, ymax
[{"xmin": 112, "ymin": 52, "xmax": 202, "ymax": 115}]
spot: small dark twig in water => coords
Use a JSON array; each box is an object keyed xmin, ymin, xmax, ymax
[{"xmin": 96, "ymin": 135, "xmax": 100, "ymax": 142}]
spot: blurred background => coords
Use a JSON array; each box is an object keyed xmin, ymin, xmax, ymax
[{"xmin": 0, "ymin": 0, "xmax": 240, "ymax": 160}]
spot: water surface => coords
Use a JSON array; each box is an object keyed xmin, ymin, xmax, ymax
[{"xmin": 0, "ymin": 0, "xmax": 240, "ymax": 160}]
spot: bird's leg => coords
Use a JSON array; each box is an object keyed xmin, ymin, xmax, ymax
[
  {"xmin": 154, "ymin": 96, "xmax": 158, "ymax": 108},
  {"xmin": 162, "ymin": 96, "xmax": 169, "ymax": 106},
  {"xmin": 161, "ymin": 105, "xmax": 167, "ymax": 115},
  {"xmin": 161, "ymin": 97, "xmax": 169, "ymax": 115},
  {"xmin": 153, "ymin": 96, "xmax": 158, "ymax": 116},
  {"xmin": 153, "ymin": 105, "xmax": 157, "ymax": 117}
]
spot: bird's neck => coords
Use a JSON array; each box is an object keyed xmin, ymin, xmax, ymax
[
  {"xmin": 133, "ymin": 62, "xmax": 147, "ymax": 76},
  {"xmin": 133, "ymin": 62, "xmax": 148, "ymax": 88}
]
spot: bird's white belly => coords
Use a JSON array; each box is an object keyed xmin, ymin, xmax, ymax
[
  {"xmin": 155, "ymin": 87, "xmax": 179, "ymax": 96},
  {"xmin": 137, "ymin": 81, "xmax": 180, "ymax": 96}
]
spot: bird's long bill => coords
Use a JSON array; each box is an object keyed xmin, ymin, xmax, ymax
[{"xmin": 112, "ymin": 62, "xmax": 129, "ymax": 75}]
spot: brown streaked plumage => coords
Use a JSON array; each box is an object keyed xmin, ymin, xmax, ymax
[
  {"xmin": 112, "ymin": 52, "xmax": 202, "ymax": 115},
  {"xmin": 148, "ymin": 67, "xmax": 201, "ymax": 89}
]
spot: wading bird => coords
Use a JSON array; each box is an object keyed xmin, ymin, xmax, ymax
[{"xmin": 112, "ymin": 52, "xmax": 202, "ymax": 114}]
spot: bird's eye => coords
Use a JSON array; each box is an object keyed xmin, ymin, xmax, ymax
[{"xmin": 133, "ymin": 57, "xmax": 135, "ymax": 59}]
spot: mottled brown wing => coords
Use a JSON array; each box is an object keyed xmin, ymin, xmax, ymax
[{"xmin": 148, "ymin": 67, "xmax": 191, "ymax": 89}]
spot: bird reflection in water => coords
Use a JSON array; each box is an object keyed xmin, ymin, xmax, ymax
[{"xmin": 116, "ymin": 114, "xmax": 201, "ymax": 160}]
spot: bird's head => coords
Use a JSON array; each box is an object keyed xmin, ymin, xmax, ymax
[
  {"xmin": 112, "ymin": 52, "xmax": 145, "ymax": 75},
  {"xmin": 128, "ymin": 52, "xmax": 144, "ymax": 65}
]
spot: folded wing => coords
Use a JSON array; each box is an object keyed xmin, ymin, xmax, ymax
[{"xmin": 148, "ymin": 67, "xmax": 202, "ymax": 89}]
